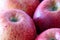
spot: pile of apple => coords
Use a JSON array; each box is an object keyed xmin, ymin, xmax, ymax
[
  {"xmin": 0, "ymin": 0, "xmax": 60, "ymax": 40},
  {"xmin": 33, "ymin": 0, "xmax": 60, "ymax": 40}
]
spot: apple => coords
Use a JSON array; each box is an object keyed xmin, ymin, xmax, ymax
[
  {"xmin": 0, "ymin": 9, "xmax": 36, "ymax": 40},
  {"xmin": 35, "ymin": 28, "xmax": 60, "ymax": 40},
  {"xmin": 33, "ymin": 0, "xmax": 60, "ymax": 34},
  {"xmin": 0, "ymin": 0, "xmax": 40, "ymax": 18}
]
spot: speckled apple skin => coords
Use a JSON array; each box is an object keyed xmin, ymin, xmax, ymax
[
  {"xmin": 0, "ymin": 9, "xmax": 36, "ymax": 40},
  {"xmin": 33, "ymin": 0, "xmax": 60, "ymax": 33},
  {"xmin": 35, "ymin": 28, "xmax": 60, "ymax": 40},
  {"xmin": 0, "ymin": 0, "xmax": 40, "ymax": 18}
]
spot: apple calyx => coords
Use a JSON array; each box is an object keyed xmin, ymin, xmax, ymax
[
  {"xmin": 48, "ymin": 0, "xmax": 60, "ymax": 11},
  {"xmin": 10, "ymin": 17, "xmax": 18, "ymax": 22},
  {"xmin": 48, "ymin": 32, "xmax": 60, "ymax": 40},
  {"xmin": 49, "ymin": 32, "xmax": 60, "ymax": 40},
  {"xmin": 50, "ymin": 6, "xmax": 57, "ymax": 11},
  {"xmin": 49, "ymin": 37, "xmax": 55, "ymax": 40},
  {"xmin": 50, "ymin": 0, "xmax": 57, "ymax": 11}
]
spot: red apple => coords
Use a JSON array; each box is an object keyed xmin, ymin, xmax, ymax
[
  {"xmin": 0, "ymin": 0, "xmax": 40, "ymax": 18},
  {"xmin": 35, "ymin": 28, "xmax": 60, "ymax": 40},
  {"xmin": 0, "ymin": 9, "xmax": 36, "ymax": 40},
  {"xmin": 33, "ymin": 0, "xmax": 60, "ymax": 33}
]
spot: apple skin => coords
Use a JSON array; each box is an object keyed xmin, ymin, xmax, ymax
[
  {"xmin": 33, "ymin": 0, "xmax": 60, "ymax": 34},
  {"xmin": 0, "ymin": 9, "xmax": 36, "ymax": 40},
  {"xmin": 0, "ymin": 0, "xmax": 40, "ymax": 18},
  {"xmin": 35, "ymin": 28, "xmax": 60, "ymax": 40}
]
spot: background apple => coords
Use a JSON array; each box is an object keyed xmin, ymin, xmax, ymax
[
  {"xmin": 33, "ymin": 0, "xmax": 60, "ymax": 34},
  {"xmin": 0, "ymin": 9, "xmax": 36, "ymax": 40},
  {"xmin": 35, "ymin": 28, "xmax": 60, "ymax": 40},
  {"xmin": 0, "ymin": 0, "xmax": 40, "ymax": 18}
]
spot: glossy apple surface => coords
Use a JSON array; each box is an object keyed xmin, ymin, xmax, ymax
[
  {"xmin": 0, "ymin": 9, "xmax": 36, "ymax": 40},
  {"xmin": 35, "ymin": 28, "xmax": 60, "ymax": 40},
  {"xmin": 0, "ymin": 0, "xmax": 40, "ymax": 18},
  {"xmin": 33, "ymin": 0, "xmax": 60, "ymax": 33}
]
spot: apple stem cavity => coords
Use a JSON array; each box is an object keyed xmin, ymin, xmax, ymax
[
  {"xmin": 50, "ymin": 6, "xmax": 57, "ymax": 11},
  {"xmin": 48, "ymin": 0, "xmax": 60, "ymax": 11},
  {"xmin": 10, "ymin": 17, "xmax": 18, "ymax": 22},
  {"xmin": 50, "ymin": 38, "xmax": 56, "ymax": 40},
  {"xmin": 49, "ymin": 1, "xmax": 57, "ymax": 11}
]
